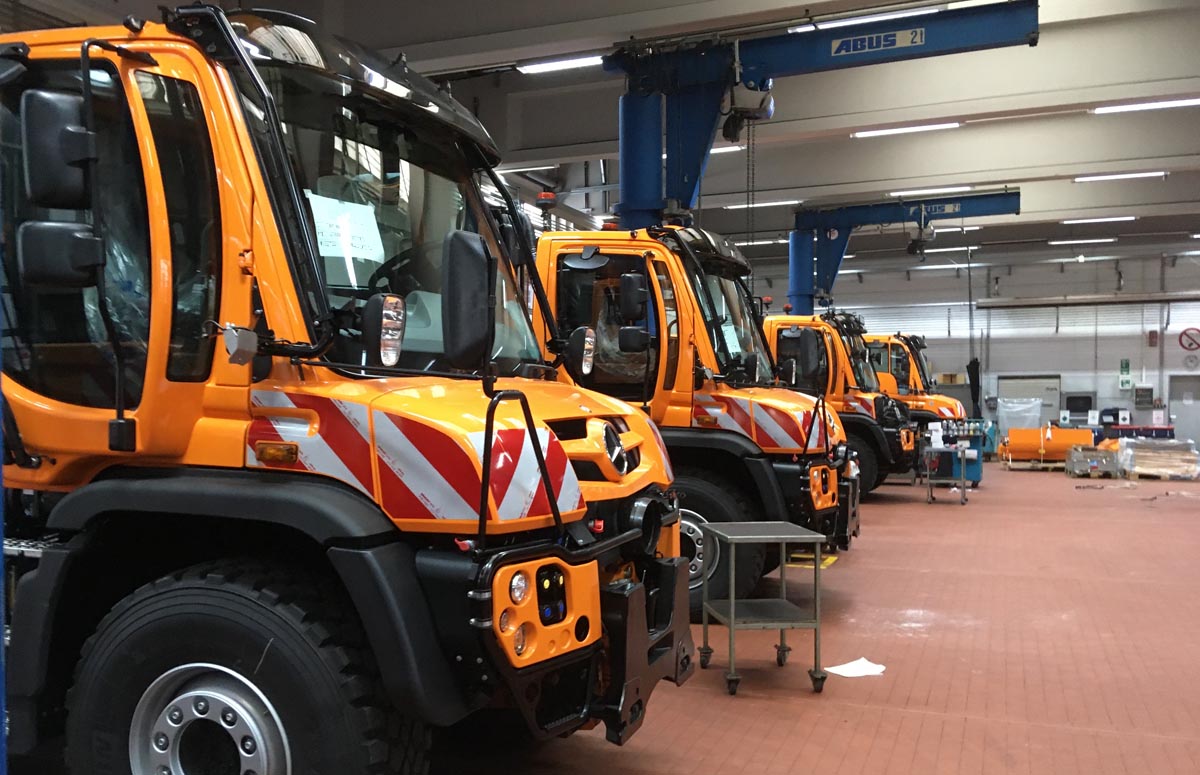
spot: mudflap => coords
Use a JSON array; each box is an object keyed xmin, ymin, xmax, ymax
[{"xmin": 596, "ymin": 556, "xmax": 695, "ymax": 744}]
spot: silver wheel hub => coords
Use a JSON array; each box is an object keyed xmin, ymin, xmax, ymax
[
  {"xmin": 679, "ymin": 508, "xmax": 721, "ymax": 589},
  {"xmin": 130, "ymin": 663, "xmax": 290, "ymax": 775}
]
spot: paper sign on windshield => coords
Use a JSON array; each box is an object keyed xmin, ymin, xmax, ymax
[{"xmin": 304, "ymin": 190, "xmax": 385, "ymax": 264}]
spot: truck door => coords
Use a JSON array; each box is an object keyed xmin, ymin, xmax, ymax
[{"xmin": 2, "ymin": 53, "xmax": 232, "ymax": 484}]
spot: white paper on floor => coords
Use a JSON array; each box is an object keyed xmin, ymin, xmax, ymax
[{"xmin": 825, "ymin": 657, "xmax": 886, "ymax": 678}]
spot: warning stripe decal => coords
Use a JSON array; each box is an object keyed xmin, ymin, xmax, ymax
[{"xmin": 247, "ymin": 391, "xmax": 372, "ymax": 495}]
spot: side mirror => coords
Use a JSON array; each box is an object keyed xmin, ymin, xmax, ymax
[
  {"xmin": 619, "ymin": 273, "xmax": 648, "ymax": 321},
  {"xmin": 17, "ymin": 221, "xmax": 103, "ymax": 287},
  {"xmin": 876, "ymin": 371, "xmax": 899, "ymax": 396},
  {"xmin": 618, "ymin": 326, "xmax": 651, "ymax": 353},
  {"xmin": 752, "ymin": 297, "xmax": 765, "ymax": 319},
  {"xmin": 782, "ymin": 327, "xmax": 823, "ymax": 378},
  {"xmin": 778, "ymin": 357, "xmax": 798, "ymax": 387},
  {"xmin": 566, "ymin": 326, "xmax": 596, "ymax": 377},
  {"xmin": 22, "ymin": 89, "xmax": 94, "ymax": 210},
  {"xmin": 441, "ymin": 230, "xmax": 492, "ymax": 370},
  {"xmin": 742, "ymin": 353, "xmax": 760, "ymax": 383},
  {"xmin": 362, "ymin": 293, "xmax": 407, "ymax": 367}
]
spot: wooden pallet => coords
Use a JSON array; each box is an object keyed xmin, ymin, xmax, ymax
[
  {"xmin": 1005, "ymin": 459, "xmax": 1066, "ymax": 472},
  {"xmin": 1124, "ymin": 471, "xmax": 1198, "ymax": 481}
]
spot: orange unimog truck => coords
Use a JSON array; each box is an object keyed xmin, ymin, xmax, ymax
[
  {"xmin": 0, "ymin": 9, "xmax": 693, "ymax": 771},
  {"xmin": 533, "ymin": 226, "xmax": 855, "ymax": 616},
  {"xmin": 764, "ymin": 312, "xmax": 916, "ymax": 493},
  {"xmin": 865, "ymin": 333, "xmax": 967, "ymax": 427}
]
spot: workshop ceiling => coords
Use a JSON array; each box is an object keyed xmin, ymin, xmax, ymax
[{"xmin": 33, "ymin": 0, "xmax": 1200, "ymax": 271}]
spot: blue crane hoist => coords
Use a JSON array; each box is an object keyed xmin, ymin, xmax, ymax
[
  {"xmin": 789, "ymin": 190, "xmax": 1022, "ymax": 313},
  {"xmin": 604, "ymin": 0, "xmax": 1039, "ymax": 232}
]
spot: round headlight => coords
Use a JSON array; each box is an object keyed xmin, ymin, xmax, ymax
[
  {"xmin": 499, "ymin": 608, "xmax": 513, "ymax": 633},
  {"xmin": 513, "ymin": 622, "xmax": 531, "ymax": 656},
  {"xmin": 509, "ymin": 571, "xmax": 530, "ymax": 605}
]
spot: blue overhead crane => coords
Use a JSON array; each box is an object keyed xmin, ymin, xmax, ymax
[
  {"xmin": 604, "ymin": 0, "xmax": 1039, "ymax": 230},
  {"xmin": 789, "ymin": 190, "xmax": 1022, "ymax": 313}
]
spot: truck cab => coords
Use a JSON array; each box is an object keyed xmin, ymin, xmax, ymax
[
  {"xmin": 764, "ymin": 312, "xmax": 916, "ymax": 492},
  {"xmin": 533, "ymin": 226, "xmax": 855, "ymax": 615},
  {"xmin": 865, "ymin": 333, "xmax": 967, "ymax": 427},
  {"xmin": 1, "ymin": 9, "xmax": 691, "ymax": 770}
]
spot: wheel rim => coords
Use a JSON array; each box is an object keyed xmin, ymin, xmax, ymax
[
  {"xmin": 679, "ymin": 508, "xmax": 721, "ymax": 590},
  {"xmin": 129, "ymin": 663, "xmax": 291, "ymax": 775}
]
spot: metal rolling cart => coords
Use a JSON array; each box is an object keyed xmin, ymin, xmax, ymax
[
  {"xmin": 697, "ymin": 522, "xmax": 827, "ymax": 695},
  {"xmin": 922, "ymin": 443, "xmax": 970, "ymax": 504}
]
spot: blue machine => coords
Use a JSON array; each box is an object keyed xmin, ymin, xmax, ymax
[
  {"xmin": 604, "ymin": 0, "xmax": 1039, "ymax": 231},
  {"xmin": 789, "ymin": 191, "xmax": 1022, "ymax": 313}
]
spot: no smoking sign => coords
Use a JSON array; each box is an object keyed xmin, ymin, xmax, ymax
[{"xmin": 1181, "ymin": 327, "xmax": 1200, "ymax": 352}]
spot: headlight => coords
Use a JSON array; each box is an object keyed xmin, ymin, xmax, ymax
[
  {"xmin": 835, "ymin": 442, "xmax": 848, "ymax": 462},
  {"xmin": 499, "ymin": 608, "xmax": 513, "ymax": 633},
  {"xmin": 513, "ymin": 622, "xmax": 531, "ymax": 656},
  {"xmin": 510, "ymin": 571, "xmax": 530, "ymax": 605},
  {"xmin": 363, "ymin": 293, "xmax": 406, "ymax": 367},
  {"xmin": 581, "ymin": 328, "xmax": 596, "ymax": 375}
]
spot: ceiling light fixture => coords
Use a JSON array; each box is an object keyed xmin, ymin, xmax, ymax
[
  {"xmin": 889, "ymin": 186, "xmax": 974, "ymax": 197},
  {"xmin": 516, "ymin": 55, "xmax": 604, "ymax": 75},
  {"xmin": 1060, "ymin": 216, "xmax": 1137, "ymax": 224},
  {"xmin": 922, "ymin": 245, "xmax": 981, "ymax": 253},
  {"xmin": 1074, "ymin": 171, "xmax": 1166, "ymax": 183},
  {"xmin": 1093, "ymin": 97, "xmax": 1200, "ymax": 114},
  {"xmin": 787, "ymin": 23, "xmax": 816, "ymax": 33},
  {"xmin": 816, "ymin": 7, "xmax": 940, "ymax": 30},
  {"xmin": 499, "ymin": 165, "xmax": 556, "ymax": 173},
  {"xmin": 934, "ymin": 226, "xmax": 981, "ymax": 233},
  {"xmin": 852, "ymin": 122, "xmax": 961, "ymax": 139},
  {"xmin": 1047, "ymin": 238, "xmax": 1117, "ymax": 246},
  {"xmin": 733, "ymin": 239, "xmax": 789, "ymax": 246},
  {"xmin": 663, "ymin": 145, "xmax": 743, "ymax": 160},
  {"xmin": 723, "ymin": 199, "xmax": 803, "ymax": 210}
]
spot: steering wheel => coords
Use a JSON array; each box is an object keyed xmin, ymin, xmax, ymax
[{"xmin": 366, "ymin": 246, "xmax": 422, "ymax": 293}]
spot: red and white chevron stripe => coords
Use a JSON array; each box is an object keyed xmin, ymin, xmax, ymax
[
  {"xmin": 246, "ymin": 390, "xmax": 584, "ymax": 523},
  {"xmin": 937, "ymin": 405, "xmax": 958, "ymax": 418},
  {"xmin": 845, "ymin": 394, "xmax": 875, "ymax": 417},
  {"xmin": 692, "ymin": 393, "xmax": 816, "ymax": 452},
  {"xmin": 247, "ymin": 390, "xmax": 374, "ymax": 496}
]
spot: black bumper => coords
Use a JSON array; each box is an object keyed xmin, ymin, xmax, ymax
[
  {"xmin": 771, "ymin": 459, "xmax": 840, "ymax": 538},
  {"xmin": 834, "ymin": 472, "xmax": 861, "ymax": 549},
  {"xmin": 417, "ymin": 506, "xmax": 694, "ymax": 745}
]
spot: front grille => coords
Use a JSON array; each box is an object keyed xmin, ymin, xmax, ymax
[{"xmin": 546, "ymin": 418, "xmax": 588, "ymax": 441}]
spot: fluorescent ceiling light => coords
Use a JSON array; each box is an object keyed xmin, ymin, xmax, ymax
[
  {"xmin": 787, "ymin": 23, "xmax": 816, "ymax": 33},
  {"xmin": 500, "ymin": 165, "xmax": 555, "ymax": 173},
  {"xmin": 889, "ymin": 186, "xmax": 973, "ymax": 197},
  {"xmin": 934, "ymin": 225, "xmax": 981, "ymax": 233},
  {"xmin": 734, "ymin": 239, "xmax": 789, "ymax": 246},
  {"xmin": 1093, "ymin": 97, "xmax": 1200, "ymax": 114},
  {"xmin": 844, "ymin": 253, "xmax": 856, "ymax": 259},
  {"xmin": 817, "ymin": 7, "xmax": 939, "ymax": 30},
  {"xmin": 662, "ymin": 145, "xmax": 742, "ymax": 160},
  {"xmin": 516, "ymin": 55, "xmax": 604, "ymax": 75},
  {"xmin": 723, "ymin": 199, "xmax": 803, "ymax": 210},
  {"xmin": 1047, "ymin": 238, "xmax": 1117, "ymax": 246},
  {"xmin": 1193, "ymin": 233, "xmax": 1200, "ymax": 239},
  {"xmin": 1061, "ymin": 216, "xmax": 1137, "ymax": 224},
  {"xmin": 1074, "ymin": 171, "xmax": 1166, "ymax": 183},
  {"xmin": 922, "ymin": 245, "xmax": 980, "ymax": 253},
  {"xmin": 852, "ymin": 122, "xmax": 961, "ymax": 139}
]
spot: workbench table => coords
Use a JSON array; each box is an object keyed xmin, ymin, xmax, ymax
[{"xmin": 698, "ymin": 521, "xmax": 827, "ymax": 695}]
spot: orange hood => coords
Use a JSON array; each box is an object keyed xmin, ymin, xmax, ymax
[{"xmin": 692, "ymin": 386, "xmax": 845, "ymax": 454}]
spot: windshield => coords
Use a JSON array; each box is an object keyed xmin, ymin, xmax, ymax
[
  {"xmin": 242, "ymin": 60, "xmax": 539, "ymax": 374},
  {"xmin": 682, "ymin": 260, "xmax": 773, "ymax": 382},
  {"xmin": 842, "ymin": 333, "xmax": 879, "ymax": 391},
  {"xmin": 914, "ymin": 348, "xmax": 935, "ymax": 391}
]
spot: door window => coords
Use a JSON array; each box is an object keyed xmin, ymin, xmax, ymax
[{"xmin": 1, "ymin": 62, "xmax": 151, "ymax": 407}]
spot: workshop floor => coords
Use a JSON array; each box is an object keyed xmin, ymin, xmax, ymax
[{"xmin": 440, "ymin": 465, "xmax": 1200, "ymax": 774}]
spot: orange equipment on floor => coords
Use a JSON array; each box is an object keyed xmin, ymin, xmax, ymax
[{"xmin": 1001, "ymin": 425, "xmax": 1095, "ymax": 464}]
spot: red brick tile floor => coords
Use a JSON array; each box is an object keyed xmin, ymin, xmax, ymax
[{"xmin": 438, "ymin": 465, "xmax": 1200, "ymax": 774}]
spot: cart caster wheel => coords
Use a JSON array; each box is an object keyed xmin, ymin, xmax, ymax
[
  {"xmin": 971, "ymin": 481, "xmax": 980, "ymax": 488},
  {"xmin": 699, "ymin": 647, "xmax": 712, "ymax": 669},
  {"xmin": 726, "ymin": 678, "xmax": 740, "ymax": 696},
  {"xmin": 775, "ymin": 646, "xmax": 791, "ymax": 667},
  {"xmin": 809, "ymin": 670, "xmax": 827, "ymax": 693}
]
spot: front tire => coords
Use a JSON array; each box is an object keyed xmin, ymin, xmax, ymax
[
  {"xmin": 848, "ymin": 435, "xmax": 880, "ymax": 494},
  {"xmin": 675, "ymin": 470, "xmax": 766, "ymax": 620},
  {"xmin": 65, "ymin": 559, "xmax": 429, "ymax": 775}
]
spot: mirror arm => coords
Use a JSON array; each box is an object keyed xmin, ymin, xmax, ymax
[{"xmin": 482, "ymin": 246, "xmax": 499, "ymax": 397}]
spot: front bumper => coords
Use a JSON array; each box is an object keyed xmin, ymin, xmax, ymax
[
  {"xmin": 418, "ymin": 492, "xmax": 694, "ymax": 745},
  {"xmin": 883, "ymin": 427, "xmax": 918, "ymax": 473},
  {"xmin": 772, "ymin": 459, "xmax": 840, "ymax": 537}
]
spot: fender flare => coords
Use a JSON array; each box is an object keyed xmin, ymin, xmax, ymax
[
  {"xmin": 839, "ymin": 413, "xmax": 894, "ymax": 465},
  {"xmin": 657, "ymin": 427, "xmax": 789, "ymax": 521}
]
